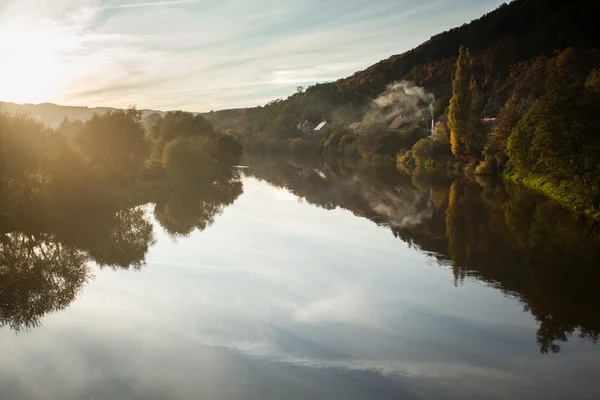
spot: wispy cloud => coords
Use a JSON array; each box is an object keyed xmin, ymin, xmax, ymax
[
  {"xmin": 0, "ymin": 0, "xmax": 507, "ymax": 110},
  {"xmin": 100, "ymin": 0, "xmax": 195, "ymax": 9}
]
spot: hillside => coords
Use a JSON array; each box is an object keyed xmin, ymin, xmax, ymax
[{"xmin": 204, "ymin": 0, "xmax": 599, "ymax": 136}]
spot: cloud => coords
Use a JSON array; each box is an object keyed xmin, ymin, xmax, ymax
[
  {"xmin": 100, "ymin": 0, "xmax": 196, "ymax": 9},
  {"xmin": 0, "ymin": 0, "xmax": 508, "ymax": 110}
]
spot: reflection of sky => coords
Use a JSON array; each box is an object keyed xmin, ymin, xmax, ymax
[{"xmin": 1, "ymin": 178, "xmax": 599, "ymax": 399}]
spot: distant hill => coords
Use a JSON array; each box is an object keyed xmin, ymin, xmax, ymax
[
  {"xmin": 203, "ymin": 0, "xmax": 599, "ymax": 136},
  {"xmin": 0, "ymin": 102, "xmax": 165, "ymax": 128}
]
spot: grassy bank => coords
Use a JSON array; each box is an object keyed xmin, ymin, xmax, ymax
[{"xmin": 503, "ymin": 171, "xmax": 600, "ymax": 221}]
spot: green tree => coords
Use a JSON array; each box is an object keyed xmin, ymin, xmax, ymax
[
  {"xmin": 507, "ymin": 52, "xmax": 600, "ymax": 214},
  {"xmin": 216, "ymin": 134, "xmax": 243, "ymax": 165},
  {"xmin": 76, "ymin": 108, "xmax": 146, "ymax": 180},
  {"xmin": 153, "ymin": 111, "xmax": 216, "ymax": 157},
  {"xmin": 162, "ymin": 137, "xmax": 211, "ymax": 183}
]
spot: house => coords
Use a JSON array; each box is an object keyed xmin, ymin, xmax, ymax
[
  {"xmin": 314, "ymin": 121, "xmax": 327, "ymax": 133},
  {"xmin": 348, "ymin": 122, "xmax": 363, "ymax": 134},
  {"xmin": 388, "ymin": 116, "xmax": 410, "ymax": 131},
  {"xmin": 297, "ymin": 120, "xmax": 316, "ymax": 134}
]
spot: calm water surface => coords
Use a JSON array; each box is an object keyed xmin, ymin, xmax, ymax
[{"xmin": 1, "ymin": 157, "xmax": 599, "ymax": 399}]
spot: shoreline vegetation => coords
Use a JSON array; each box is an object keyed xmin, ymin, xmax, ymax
[
  {"xmin": 503, "ymin": 172, "xmax": 600, "ymax": 222},
  {"xmin": 0, "ymin": 109, "xmax": 244, "ymax": 228},
  {"xmin": 201, "ymin": 0, "xmax": 599, "ymax": 220},
  {"xmin": 2, "ymin": 0, "xmax": 599, "ymax": 220}
]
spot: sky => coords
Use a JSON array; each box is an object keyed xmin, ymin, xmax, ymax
[{"xmin": 0, "ymin": 0, "xmax": 505, "ymax": 112}]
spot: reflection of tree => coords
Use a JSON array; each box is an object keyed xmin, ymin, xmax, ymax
[
  {"xmin": 0, "ymin": 202, "xmax": 156, "ymax": 331},
  {"xmin": 154, "ymin": 171, "xmax": 243, "ymax": 237},
  {"xmin": 82, "ymin": 207, "xmax": 155, "ymax": 270},
  {"xmin": 444, "ymin": 179, "xmax": 600, "ymax": 353},
  {"xmin": 0, "ymin": 164, "xmax": 243, "ymax": 332},
  {"xmin": 0, "ymin": 233, "xmax": 90, "ymax": 332},
  {"xmin": 246, "ymin": 155, "xmax": 600, "ymax": 355}
]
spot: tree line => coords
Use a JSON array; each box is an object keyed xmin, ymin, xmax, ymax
[{"xmin": 1, "ymin": 108, "xmax": 242, "ymax": 200}]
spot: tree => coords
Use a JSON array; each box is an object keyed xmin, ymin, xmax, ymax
[
  {"xmin": 142, "ymin": 112, "xmax": 162, "ymax": 137},
  {"xmin": 153, "ymin": 111, "xmax": 216, "ymax": 157},
  {"xmin": 162, "ymin": 137, "xmax": 211, "ymax": 183},
  {"xmin": 448, "ymin": 46, "xmax": 484, "ymax": 160},
  {"xmin": 0, "ymin": 113, "xmax": 47, "ymax": 185},
  {"xmin": 57, "ymin": 117, "xmax": 84, "ymax": 141},
  {"xmin": 216, "ymin": 134, "xmax": 243, "ymax": 165},
  {"xmin": 76, "ymin": 108, "xmax": 146, "ymax": 180},
  {"xmin": 507, "ymin": 53, "xmax": 600, "ymax": 214},
  {"xmin": 432, "ymin": 121, "xmax": 450, "ymax": 143}
]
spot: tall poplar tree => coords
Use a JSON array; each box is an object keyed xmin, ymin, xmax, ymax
[{"xmin": 448, "ymin": 46, "xmax": 483, "ymax": 160}]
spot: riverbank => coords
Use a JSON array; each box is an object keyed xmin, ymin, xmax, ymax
[{"xmin": 503, "ymin": 171, "xmax": 600, "ymax": 221}]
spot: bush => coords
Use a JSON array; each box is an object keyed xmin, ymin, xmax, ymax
[
  {"xmin": 475, "ymin": 158, "xmax": 497, "ymax": 175},
  {"xmin": 396, "ymin": 150, "xmax": 414, "ymax": 173},
  {"xmin": 290, "ymin": 138, "xmax": 309, "ymax": 154}
]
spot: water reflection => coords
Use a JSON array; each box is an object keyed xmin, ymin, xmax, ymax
[
  {"xmin": 0, "ymin": 170, "xmax": 243, "ymax": 331},
  {"xmin": 244, "ymin": 155, "xmax": 600, "ymax": 354},
  {"xmin": 0, "ymin": 232, "xmax": 89, "ymax": 332},
  {"xmin": 154, "ymin": 172, "xmax": 243, "ymax": 236}
]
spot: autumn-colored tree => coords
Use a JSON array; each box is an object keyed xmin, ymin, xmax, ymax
[{"xmin": 448, "ymin": 46, "xmax": 484, "ymax": 160}]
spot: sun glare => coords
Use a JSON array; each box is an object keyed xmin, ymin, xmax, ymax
[{"xmin": 0, "ymin": 23, "xmax": 72, "ymax": 104}]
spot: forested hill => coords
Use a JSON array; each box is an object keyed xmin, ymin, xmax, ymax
[
  {"xmin": 0, "ymin": 101, "xmax": 164, "ymax": 128},
  {"xmin": 204, "ymin": 0, "xmax": 599, "ymax": 137}
]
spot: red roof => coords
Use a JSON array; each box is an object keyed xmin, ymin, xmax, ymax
[{"xmin": 388, "ymin": 116, "xmax": 408, "ymax": 130}]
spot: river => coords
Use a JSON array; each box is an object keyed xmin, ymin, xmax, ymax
[{"xmin": 1, "ymin": 156, "xmax": 599, "ymax": 399}]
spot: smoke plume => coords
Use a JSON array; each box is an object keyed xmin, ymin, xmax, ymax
[{"xmin": 366, "ymin": 81, "xmax": 435, "ymax": 126}]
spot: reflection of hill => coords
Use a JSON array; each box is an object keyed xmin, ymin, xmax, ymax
[{"xmin": 244, "ymin": 155, "xmax": 600, "ymax": 354}]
